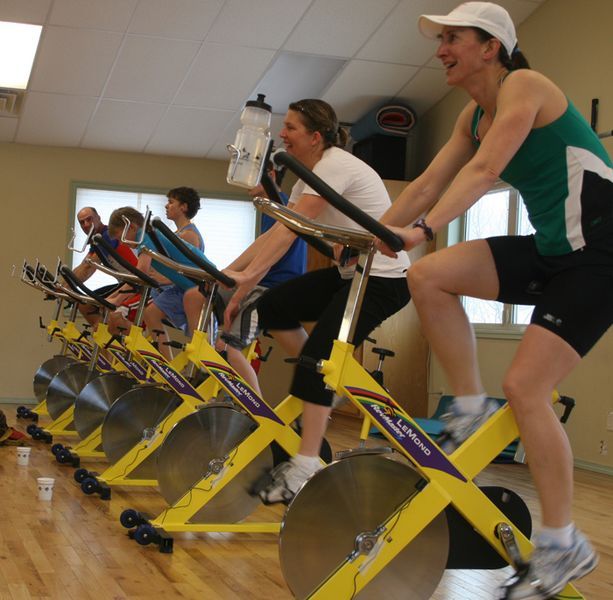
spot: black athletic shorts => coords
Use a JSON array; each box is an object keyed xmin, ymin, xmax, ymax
[
  {"xmin": 257, "ymin": 267, "xmax": 410, "ymax": 406},
  {"xmin": 487, "ymin": 235, "xmax": 613, "ymax": 356}
]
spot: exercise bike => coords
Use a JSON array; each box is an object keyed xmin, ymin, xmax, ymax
[
  {"xmin": 79, "ymin": 215, "xmax": 332, "ymax": 549},
  {"xmin": 260, "ymin": 150, "xmax": 585, "ymax": 600}
]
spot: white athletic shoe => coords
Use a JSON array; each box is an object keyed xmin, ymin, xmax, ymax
[
  {"xmin": 438, "ymin": 398, "xmax": 501, "ymax": 453},
  {"xmin": 500, "ymin": 528, "xmax": 598, "ymax": 599},
  {"xmin": 258, "ymin": 459, "xmax": 320, "ymax": 505}
]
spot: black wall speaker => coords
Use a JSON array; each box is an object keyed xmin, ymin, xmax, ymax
[{"xmin": 352, "ymin": 134, "xmax": 407, "ymax": 180}]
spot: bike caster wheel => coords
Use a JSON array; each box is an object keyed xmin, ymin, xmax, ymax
[
  {"xmin": 74, "ymin": 468, "xmax": 91, "ymax": 483},
  {"xmin": 81, "ymin": 476, "xmax": 99, "ymax": 495},
  {"xmin": 51, "ymin": 443, "xmax": 64, "ymax": 456},
  {"xmin": 133, "ymin": 524, "xmax": 158, "ymax": 546},
  {"xmin": 26, "ymin": 424, "xmax": 39, "ymax": 436},
  {"xmin": 56, "ymin": 448, "xmax": 73, "ymax": 464},
  {"xmin": 120, "ymin": 509, "xmax": 143, "ymax": 529},
  {"xmin": 16, "ymin": 406, "xmax": 28, "ymax": 417}
]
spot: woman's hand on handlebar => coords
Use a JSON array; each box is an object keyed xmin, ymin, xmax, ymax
[
  {"xmin": 220, "ymin": 268, "xmax": 251, "ymax": 290},
  {"xmin": 376, "ymin": 225, "xmax": 424, "ymax": 257},
  {"xmin": 220, "ymin": 269, "xmax": 258, "ymax": 328}
]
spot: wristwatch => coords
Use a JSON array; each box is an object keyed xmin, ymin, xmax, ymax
[{"xmin": 412, "ymin": 218, "xmax": 434, "ymax": 241}]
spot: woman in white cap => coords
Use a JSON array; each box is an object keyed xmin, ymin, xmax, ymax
[{"xmin": 379, "ymin": 2, "xmax": 610, "ymax": 598}]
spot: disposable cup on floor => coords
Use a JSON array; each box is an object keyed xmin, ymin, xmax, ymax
[
  {"xmin": 16, "ymin": 446, "xmax": 31, "ymax": 466},
  {"xmin": 37, "ymin": 477, "xmax": 55, "ymax": 501}
]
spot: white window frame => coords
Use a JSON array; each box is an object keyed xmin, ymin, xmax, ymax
[
  {"xmin": 448, "ymin": 181, "xmax": 535, "ymax": 340},
  {"xmin": 69, "ymin": 182, "xmax": 256, "ymax": 290}
]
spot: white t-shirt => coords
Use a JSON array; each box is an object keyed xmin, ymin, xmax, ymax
[{"xmin": 288, "ymin": 146, "xmax": 410, "ymax": 278}]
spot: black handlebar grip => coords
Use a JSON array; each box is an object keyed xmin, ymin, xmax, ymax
[
  {"xmin": 260, "ymin": 170, "xmax": 283, "ymax": 204},
  {"xmin": 92, "ymin": 234, "xmax": 160, "ymax": 288},
  {"xmin": 272, "ymin": 150, "xmax": 405, "ymax": 252},
  {"xmin": 149, "ymin": 218, "xmax": 236, "ymax": 288},
  {"xmin": 260, "ymin": 172, "xmax": 336, "ymax": 260},
  {"xmin": 558, "ymin": 395, "xmax": 576, "ymax": 424},
  {"xmin": 59, "ymin": 265, "xmax": 117, "ymax": 311},
  {"xmin": 92, "ymin": 244, "xmax": 116, "ymax": 270},
  {"xmin": 147, "ymin": 226, "xmax": 170, "ymax": 257}
]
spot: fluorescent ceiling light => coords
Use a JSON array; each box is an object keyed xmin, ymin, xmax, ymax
[{"xmin": 0, "ymin": 21, "xmax": 42, "ymax": 89}]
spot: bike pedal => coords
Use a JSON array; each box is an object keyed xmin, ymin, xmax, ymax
[{"xmin": 497, "ymin": 523, "xmax": 529, "ymax": 571}]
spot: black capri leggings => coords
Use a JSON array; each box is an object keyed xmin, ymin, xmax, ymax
[{"xmin": 257, "ymin": 267, "xmax": 410, "ymax": 406}]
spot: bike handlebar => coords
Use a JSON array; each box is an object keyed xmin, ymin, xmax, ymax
[
  {"xmin": 92, "ymin": 234, "xmax": 160, "ymax": 289},
  {"xmin": 59, "ymin": 265, "xmax": 116, "ymax": 311},
  {"xmin": 150, "ymin": 218, "xmax": 236, "ymax": 288}
]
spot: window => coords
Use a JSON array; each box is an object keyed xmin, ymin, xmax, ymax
[
  {"xmin": 71, "ymin": 185, "xmax": 256, "ymax": 289},
  {"xmin": 455, "ymin": 184, "xmax": 535, "ymax": 333}
]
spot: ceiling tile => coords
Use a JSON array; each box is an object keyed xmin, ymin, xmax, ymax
[
  {"xmin": 396, "ymin": 67, "xmax": 451, "ymax": 116},
  {"xmin": 29, "ymin": 26, "xmax": 123, "ymax": 96},
  {"xmin": 1, "ymin": 0, "xmax": 547, "ymax": 158},
  {"xmin": 82, "ymin": 99, "xmax": 166, "ymax": 152},
  {"xmin": 0, "ymin": 117, "xmax": 18, "ymax": 141},
  {"xmin": 16, "ymin": 92, "xmax": 96, "ymax": 146},
  {"xmin": 129, "ymin": 0, "xmax": 224, "ymax": 41},
  {"xmin": 207, "ymin": 112, "xmax": 242, "ymax": 160},
  {"xmin": 48, "ymin": 0, "xmax": 137, "ymax": 31},
  {"xmin": 206, "ymin": 0, "xmax": 310, "ymax": 49},
  {"xmin": 254, "ymin": 53, "xmax": 347, "ymax": 115},
  {"xmin": 175, "ymin": 43, "xmax": 275, "ymax": 110},
  {"xmin": 323, "ymin": 60, "xmax": 419, "ymax": 123},
  {"xmin": 284, "ymin": 0, "xmax": 398, "ymax": 58},
  {"xmin": 358, "ymin": 0, "xmax": 457, "ymax": 64},
  {"xmin": 105, "ymin": 36, "xmax": 200, "ymax": 103},
  {"xmin": 499, "ymin": 0, "xmax": 548, "ymax": 27},
  {"xmin": 0, "ymin": 0, "xmax": 51, "ymax": 24},
  {"xmin": 146, "ymin": 106, "xmax": 234, "ymax": 157}
]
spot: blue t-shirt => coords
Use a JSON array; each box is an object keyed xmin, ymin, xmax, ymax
[
  {"xmin": 138, "ymin": 230, "xmax": 216, "ymax": 291},
  {"xmin": 260, "ymin": 191, "xmax": 307, "ymax": 288}
]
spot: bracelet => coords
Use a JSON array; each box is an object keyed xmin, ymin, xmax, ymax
[{"xmin": 412, "ymin": 218, "xmax": 434, "ymax": 241}]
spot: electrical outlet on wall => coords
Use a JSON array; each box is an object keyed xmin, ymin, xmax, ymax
[{"xmin": 599, "ymin": 440, "xmax": 608, "ymax": 455}]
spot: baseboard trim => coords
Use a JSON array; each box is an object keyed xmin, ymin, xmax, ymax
[
  {"xmin": 575, "ymin": 459, "xmax": 613, "ymax": 477},
  {"xmin": 0, "ymin": 398, "xmax": 35, "ymax": 405}
]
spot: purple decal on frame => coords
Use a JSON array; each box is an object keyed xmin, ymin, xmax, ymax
[
  {"xmin": 141, "ymin": 353, "xmax": 201, "ymax": 399},
  {"xmin": 346, "ymin": 386, "xmax": 466, "ymax": 482},
  {"xmin": 96, "ymin": 354, "xmax": 112, "ymax": 370},
  {"xmin": 202, "ymin": 360, "xmax": 283, "ymax": 424},
  {"xmin": 110, "ymin": 350, "xmax": 149, "ymax": 382},
  {"xmin": 78, "ymin": 344, "xmax": 92, "ymax": 360},
  {"xmin": 66, "ymin": 343, "xmax": 82, "ymax": 357}
]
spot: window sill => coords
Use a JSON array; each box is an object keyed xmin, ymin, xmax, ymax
[{"xmin": 473, "ymin": 324, "xmax": 526, "ymax": 340}]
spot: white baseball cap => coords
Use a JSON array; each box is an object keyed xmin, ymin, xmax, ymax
[{"xmin": 419, "ymin": 2, "xmax": 517, "ymax": 57}]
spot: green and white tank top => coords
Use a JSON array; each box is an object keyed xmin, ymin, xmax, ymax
[{"xmin": 472, "ymin": 100, "xmax": 613, "ymax": 255}]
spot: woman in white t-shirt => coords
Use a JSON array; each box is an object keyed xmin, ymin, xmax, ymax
[{"xmin": 222, "ymin": 99, "xmax": 410, "ymax": 503}]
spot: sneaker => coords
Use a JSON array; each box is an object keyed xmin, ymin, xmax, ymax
[
  {"xmin": 258, "ymin": 460, "xmax": 318, "ymax": 505},
  {"xmin": 500, "ymin": 529, "xmax": 598, "ymax": 599},
  {"xmin": 438, "ymin": 398, "xmax": 500, "ymax": 453}
]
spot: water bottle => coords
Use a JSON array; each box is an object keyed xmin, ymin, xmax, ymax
[{"xmin": 227, "ymin": 93, "xmax": 272, "ymax": 188}]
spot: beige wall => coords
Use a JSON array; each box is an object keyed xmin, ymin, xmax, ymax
[
  {"xmin": 422, "ymin": 0, "xmax": 613, "ymax": 470},
  {"xmin": 0, "ymin": 142, "xmax": 243, "ymax": 400}
]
